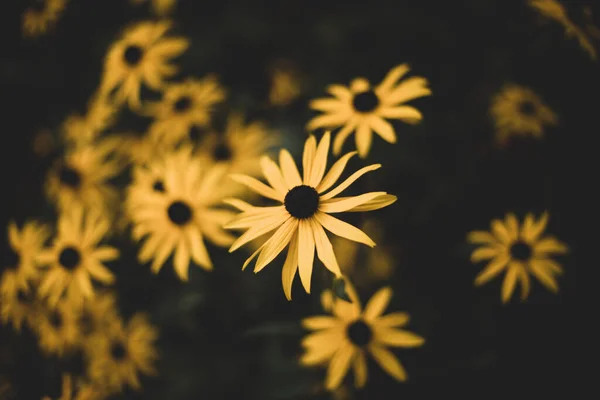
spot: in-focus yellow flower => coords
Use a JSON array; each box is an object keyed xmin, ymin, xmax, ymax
[
  {"xmin": 268, "ymin": 62, "xmax": 302, "ymax": 106},
  {"xmin": 490, "ymin": 84, "xmax": 558, "ymax": 145},
  {"xmin": 32, "ymin": 300, "xmax": 80, "ymax": 356},
  {"xmin": 22, "ymin": 0, "xmax": 67, "ymax": 38},
  {"xmin": 37, "ymin": 204, "xmax": 118, "ymax": 309},
  {"xmin": 101, "ymin": 21, "xmax": 188, "ymax": 110},
  {"xmin": 307, "ymin": 64, "xmax": 431, "ymax": 158},
  {"xmin": 223, "ymin": 132, "xmax": 397, "ymax": 299},
  {"xmin": 87, "ymin": 313, "xmax": 158, "ymax": 393},
  {"xmin": 45, "ymin": 140, "xmax": 123, "ymax": 213},
  {"xmin": 62, "ymin": 92, "xmax": 119, "ymax": 147},
  {"xmin": 42, "ymin": 374, "xmax": 101, "ymax": 400},
  {"xmin": 126, "ymin": 147, "xmax": 236, "ymax": 280},
  {"xmin": 468, "ymin": 212, "xmax": 568, "ymax": 303},
  {"xmin": 301, "ymin": 281, "xmax": 424, "ymax": 389},
  {"xmin": 131, "ymin": 0, "xmax": 177, "ymax": 16},
  {"xmin": 146, "ymin": 76, "xmax": 226, "ymax": 146},
  {"xmin": 528, "ymin": 0, "xmax": 599, "ymax": 60}
]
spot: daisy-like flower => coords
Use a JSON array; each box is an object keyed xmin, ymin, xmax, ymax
[
  {"xmin": 528, "ymin": 0, "xmax": 599, "ymax": 60},
  {"xmin": 22, "ymin": 0, "xmax": 67, "ymax": 38},
  {"xmin": 490, "ymin": 84, "xmax": 558, "ymax": 145},
  {"xmin": 37, "ymin": 204, "xmax": 118, "ymax": 309},
  {"xmin": 468, "ymin": 212, "xmax": 569, "ymax": 303},
  {"xmin": 301, "ymin": 281, "xmax": 425, "ymax": 389},
  {"xmin": 131, "ymin": 0, "xmax": 177, "ymax": 16},
  {"xmin": 126, "ymin": 147, "xmax": 236, "ymax": 280},
  {"xmin": 31, "ymin": 300, "xmax": 80, "ymax": 356},
  {"xmin": 223, "ymin": 132, "xmax": 397, "ymax": 299},
  {"xmin": 100, "ymin": 21, "xmax": 188, "ymax": 110},
  {"xmin": 45, "ymin": 140, "xmax": 123, "ymax": 214},
  {"xmin": 87, "ymin": 313, "xmax": 158, "ymax": 393},
  {"xmin": 307, "ymin": 64, "xmax": 431, "ymax": 158},
  {"xmin": 146, "ymin": 76, "xmax": 226, "ymax": 146},
  {"xmin": 62, "ymin": 92, "xmax": 119, "ymax": 147}
]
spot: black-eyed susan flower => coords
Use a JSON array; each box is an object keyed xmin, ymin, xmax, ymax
[
  {"xmin": 32, "ymin": 300, "xmax": 80, "ymax": 356},
  {"xmin": 268, "ymin": 62, "xmax": 302, "ymax": 107},
  {"xmin": 307, "ymin": 64, "xmax": 431, "ymax": 158},
  {"xmin": 126, "ymin": 147, "xmax": 236, "ymax": 280},
  {"xmin": 223, "ymin": 132, "xmax": 397, "ymax": 299},
  {"xmin": 87, "ymin": 313, "xmax": 158, "ymax": 393},
  {"xmin": 37, "ymin": 204, "xmax": 118, "ymax": 309},
  {"xmin": 468, "ymin": 212, "xmax": 568, "ymax": 303},
  {"xmin": 131, "ymin": 0, "xmax": 177, "ymax": 16},
  {"xmin": 45, "ymin": 140, "xmax": 123, "ymax": 214},
  {"xmin": 101, "ymin": 21, "xmax": 188, "ymax": 110},
  {"xmin": 146, "ymin": 76, "xmax": 226, "ymax": 147},
  {"xmin": 62, "ymin": 92, "xmax": 119, "ymax": 147},
  {"xmin": 490, "ymin": 84, "xmax": 558, "ymax": 145},
  {"xmin": 22, "ymin": 0, "xmax": 67, "ymax": 38},
  {"xmin": 301, "ymin": 280, "xmax": 424, "ymax": 389}
]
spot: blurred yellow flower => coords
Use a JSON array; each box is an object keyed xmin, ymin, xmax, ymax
[
  {"xmin": 62, "ymin": 92, "xmax": 119, "ymax": 147},
  {"xmin": 87, "ymin": 313, "xmax": 158, "ymax": 393},
  {"xmin": 268, "ymin": 62, "xmax": 302, "ymax": 106},
  {"xmin": 76, "ymin": 291, "xmax": 121, "ymax": 341},
  {"xmin": 45, "ymin": 140, "xmax": 123, "ymax": 214},
  {"xmin": 490, "ymin": 84, "xmax": 558, "ymax": 145},
  {"xmin": 301, "ymin": 280, "xmax": 424, "ymax": 389},
  {"xmin": 223, "ymin": 132, "xmax": 397, "ymax": 299},
  {"xmin": 131, "ymin": 0, "xmax": 177, "ymax": 16},
  {"xmin": 22, "ymin": 0, "xmax": 67, "ymax": 38},
  {"xmin": 126, "ymin": 147, "xmax": 236, "ymax": 280},
  {"xmin": 37, "ymin": 204, "xmax": 118, "ymax": 309},
  {"xmin": 146, "ymin": 76, "xmax": 226, "ymax": 146},
  {"xmin": 468, "ymin": 212, "xmax": 568, "ymax": 303},
  {"xmin": 32, "ymin": 299, "xmax": 80, "ymax": 356},
  {"xmin": 101, "ymin": 21, "xmax": 188, "ymax": 110},
  {"xmin": 307, "ymin": 64, "xmax": 431, "ymax": 158},
  {"xmin": 0, "ymin": 284, "xmax": 38, "ymax": 331}
]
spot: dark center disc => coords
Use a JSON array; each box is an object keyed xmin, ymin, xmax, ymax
[
  {"xmin": 212, "ymin": 142, "xmax": 232, "ymax": 161},
  {"xmin": 110, "ymin": 341, "xmax": 127, "ymax": 361},
  {"xmin": 519, "ymin": 100, "xmax": 536, "ymax": 116},
  {"xmin": 49, "ymin": 311, "xmax": 63, "ymax": 328},
  {"xmin": 284, "ymin": 185, "xmax": 319, "ymax": 219},
  {"xmin": 167, "ymin": 201, "xmax": 193, "ymax": 226},
  {"xmin": 123, "ymin": 45, "xmax": 144, "ymax": 66},
  {"xmin": 510, "ymin": 241, "xmax": 532, "ymax": 261},
  {"xmin": 152, "ymin": 180, "xmax": 165, "ymax": 192},
  {"xmin": 59, "ymin": 166, "xmax": 81, "ymax": 188},
  {"xmin": 346, "ymin": 320, "xmax": 372, "ymax": 347},
  {"xmin": 352, "ymin": 90, "xmax": 380, "ymax": 113},
  {"xmin": 173, "ymin": 96, "xmax": 193, "ymax": 112},
  {"xmin": 58, "ymin": 247, "xmax": 81, "ymax": 270}
]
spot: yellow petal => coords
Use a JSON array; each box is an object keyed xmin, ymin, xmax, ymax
[
  {"xmin": 378, "ymin": 106, "xmax": 422, "ymax": 121},
  {"xmin": 375, "ymin": 328, "xmax": 425, "ymax": 348},
  {"xmin": 254, "ymin": 218, "xmax": 298, "ymax": 273},
  {"xmin": 302, "ymin": 316, "xmax": 339, "ymax": 330},
  {"xmin": 368, "ymin": 116, "xmax": 396, "ymax": 143},
  {"xmin": 297, "ymin": 220, "xmax": 316, "ymax": 293},
  {"xmin": 355, "ymin": 123, "xmax": 372, "ymax": 158},
  {"xmin": 308, "ymin": 132, "xmax": 331, "ymax": 187},
  {"xmin": 491, "ymin": 219, "xmax": 511, "ymax": 244},
  {"xmin": 368, "ymin": 344, "xmax": 407, "ymax": 382},
  {"xmin": 316, "ymin": 151, "xmax": 357, "ymax": 193},
  {"xmin": 377, "ymin": 64, "xmax": 410, "ymax": 94},
  {"xmin": 320, "ymin": 164, "xmax": 382, "ymax": 200},
  {"xmin": 376, "ymin": 312, "xmax": 410, "ymax": 328},
  {"xmin": 230, "ymin": 174, "xmax": 283, "ymax": 201},
  {"xmin": 363, "ymin": 287, "xmax": 392, "ymax": 321},
  {"xmin": 281, "ymin": 232, "xmax": 298, "ymax": 300},
  {"xmin": 173, "ymin": 240, "xmax": 190, "ymax": 280},
  {"xmin": 279, "ymin": 149, "xmax": 302, "ymax": 189},
  {"xmin": 343, "ymin": 194, "xmax": 397, "ymax": 212},
  {"xmin": 501, "ymin": 265, "xmax": 518, "ymax": 303},
  {"xmin": 332, "ymin": 120, "xmax": 358, "ymax": 155},
  {"xmin": 467, "ymin": 231, "xmax": 496, "ymax": 244},
  {"xmin": 505, "ymin": 213, "xmax": 519, "ymax": 241},
  {"xmin": 353, "ymin": 350, "xmax": 368, "ymax": 388},
  {"xmin": 319, "ymin": 192, "xmax": 388, "ymax": 213},
  {"xmin": 302, "ymin": 135, "xmax": 317, "ymax": 184},
  {"xmin": 470, "ymin": 246, "xmax": 500, "ymax": 262},
  {"xmin": 325, "ymin": 343, "xmax": 355, "ymax": 390},
  {"xmin": 474, "ymin": 256, "xmax": 509, "ymax": 286},
  {"xmin": 315, "ymin": 212, "xmax": 375, "ymax": 247},
  {"xmin": 310, "ymin": 219, "xmax": 342, "ymax": 277},
  {"xmin": 533, "ymin": 238, "xmax": 568, "ymax": 255},
  {"xmin": 529, "ymin": 260, "xmax": 559, "ymax": 293},
  {"xmin": 515, "ymin": 265, "xmax": 530, "ymax": 301},
  {"xmin": 228, "ymin": 214, "xmax": 289, "ymax": 252},
  {"xmin": 524, "ymin": 211, "xmax": 549, "ymax": 241},
  {"xmin": 260, "ymin": 156, "xmax": 288, "ymax": 196}
]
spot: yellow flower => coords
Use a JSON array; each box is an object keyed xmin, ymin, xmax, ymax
[
  {"xmin": 301, "ymin": 281, "xmax": 425, "ymax": 389},
  {"xmin": 490, "ymin": 84, "xmax": 558, "ymax": 145},
  {"xmin": 126, "ymin": 147, "xmax": 236, "ymax": 280},
  {"xmin": 307, "ymin": 64, "xmax": 431, "ymax": 158},
  {"xmin": 87, "ymin": 313, "xmax": 158, "ymax": 393},
  {"xmin": 32, "ymin": 299, "xmax": 80, "ymax": 356},
  {"xmin": 45, "ymin": 140, "xmax": 123, "ymax": 214},
  {"xmin": 22, "ymin": 0, "xmax": 67, "ymax": 38},
  {"xmin": 62, "ymin": 92, "xmax": 119, "ymax": 147},
  {"xmin": 528, "ymin": 0, "xmax": 599, "ymax": 60},
  {"xmin": 268, "ymin": 62, "xmax": 302, "ymax": 106},
  {"xmin": 146, "ymin": 76, "xmax": 226, "ymax": 147},
  {"xmin": 223, "ymin": 132, "xmax": 397, "ymax": 299},
  {"xmin": 42, "ymin": 374, "xmax": 102, "ymax": 400},
  {"xmin": 100, "ymin": 21, "xmax": 188, "ymax": 110},
  {"xmin": 468, "ymin": 212, "xmax": 568, "ymax": 303},
  {"xmin": 131, "ymin": 0, "xmax": 177, "ymax": 16},
  {"xmin": 37, "ymin": 204, "xmax": 119, "ymax": 309}
]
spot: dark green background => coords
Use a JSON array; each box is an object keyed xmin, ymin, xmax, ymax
[{"xmin": 1, "ymin": 0, "xmax": 589, "ymax": 398}]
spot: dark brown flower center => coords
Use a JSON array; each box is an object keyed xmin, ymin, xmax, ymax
[
  {"xmin": 188, "ymin": 126, "xmax": 208, "ymax": 142},
  {"xmin": 347, "ymin": 320, "xmax": 372, "ymax": 347},
  {"xmin": 352, "ymin": 90, "xmax": 380, "ymax": 113},
  {"xmin": 284, "ymin": 185, "xmax": 319, "ymax": 219},
  {"xmin": 212, "ymin": 142, "xmax": 232, "ymax": 161},
  {"xmin": 110, "ymin": 341, "xmax": 127, "ymax": 361},
  {"xmin": 168, "ymin": 201, "xmax": 193, "ymax": 226},
  {"xmin": 173, "ymin": 96, "xmax": 192, "ymax": 112},
  {"xmin": 123, "ymin": 45, "xmax": 144, "ymax": 66},
  {"xmin": 519, "ymin": 100, "xmax": 536, "ymax": 116},
  {"xmin": 152, "ymin": 180, "xmax": 165, "ymax": 192},
  {"xmin": 79, "ymin": 313, "xmax": 94, "ymax": 336},
  {"xmin": 510, "ymin": 241, "xmax": 532, "ymax": 261},
  {"xmin": 49, "ymin": 311, "xmax": 63, "ymax": 328},
  {"xmin": 58, "ymin": 247, "xmax": 81, "ymax": 270},
  {"xmin": 59, "ymin": 166, "xmax": 81, "ymax": 188}
]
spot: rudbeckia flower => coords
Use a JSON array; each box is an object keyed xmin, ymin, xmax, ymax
[
  {"xmin": 101, "ymin": 21, "xmax": 188, "ymax": 110},
  {"xmin": 307, "ymin": 64, "xmax": 431, "ymax": 158},
  {"xmin": 22, "ymin": 0, "xmax": 67, "ymax": 38},
  {"xmin": 468, "ymin": 212, "xmax": 568, "ymax": 303},
  {"xmin": 31, "ymin": 299, "xmax": 80, "ymax": 356},
  {"xmin": 223, "ymin": 132, "xmax": 397, "ymax": 299},
  {"xmin": 301, "ymin": 280, "xmax": 424, "ymax": 389}
]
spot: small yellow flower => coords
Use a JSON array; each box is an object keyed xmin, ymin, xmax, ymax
[
  {"xmin": 490, "ymin": 84, "xmax": 558, "ymax": 145},
  {"xmin": 87, "ymin": 313, "xmax": 158, "ymax": 393},
  {"xmin": 126, "ymin": 147, "xmax": 236, "ymax": 280},
  {"xmin": 131, "ymin": 0, "xmax": 177, "ymax": 16},
  {"xmin": 101, "ymin": 21, "xmax": 188, "ymax": 110},
  {"xmin": 301, "ymin": 280, "xmax": 424, "ymax": 389},
  {"xmin": 146, "ymin": 76, "xmax": 226, "ymax": 147},
  {"xmin": 223, "ymin": 132, "xmax": 397, "ymax": 299},
  {"xmin": 32, "ymin": 299, "xmax": 80, "ymax": 356},
  {"xmin": 468, "ymin": 212, "xmax": 568, "ymax": 303},
  {"xmin": 307, "ymin": 64, "xmax": 431, "ymax": 158},
  {"xmin": 37, "ymin": 204, "xmax": 118, "ymax": 309},
  {"xmin": 22, "ymin": 0, "xmax": 67, "ymax": 38}
]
